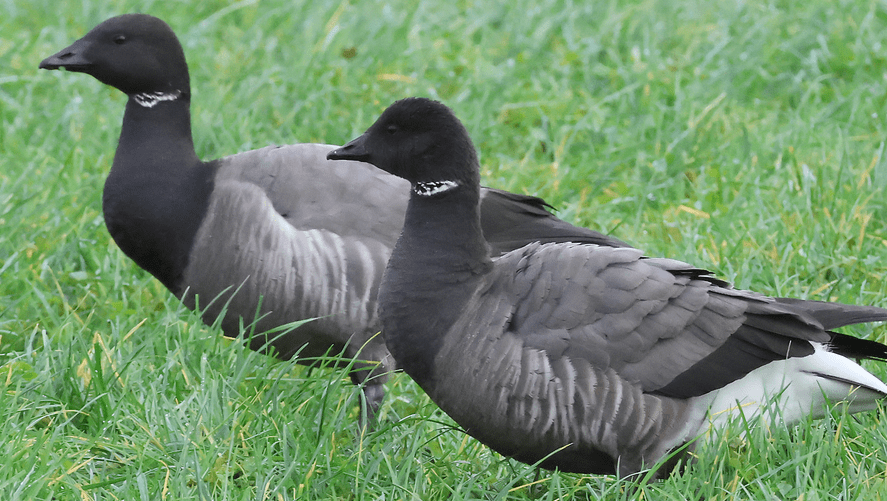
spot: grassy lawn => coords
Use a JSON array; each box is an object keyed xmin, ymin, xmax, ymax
[{"xmin": 4, "ymin": 0, "xmax": 887, "ymax": 498}]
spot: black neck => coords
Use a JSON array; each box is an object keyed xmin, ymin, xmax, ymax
[
  {"xmin": 399, "ymin": 183, "xmax": 491, "ymax": 278},
  {"xmin": 379, "ymin": 182, "xmax": 492, "ymax": 384},
  {"xmin": 115, "ymin": 93, "xmax": 196, "ymax": 167},
  {"xmin": 102, "ymin": 93, "xmax": 213, "ymax": 293}
]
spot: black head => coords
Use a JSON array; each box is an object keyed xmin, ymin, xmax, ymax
[
  {"xmin": 327, "ymin": 97, "xmax": 480, "ymax": 191},
  {"xmin": 39, "ymin": 14, "xmax": 190, "ymax": 96}
]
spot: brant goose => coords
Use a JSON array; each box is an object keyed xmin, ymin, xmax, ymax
[
  {"xmin": 38, "ymin": 15, "xmax": 627, "ymax": 423},
  {"xmin": 327, "ymin": 97, "xmax": 887, "ymax": 476}
]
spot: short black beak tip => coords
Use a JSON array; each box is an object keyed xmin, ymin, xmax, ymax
[
  {"xmin": 39, "ymin": 42, "xmax": 89, "ymax": 71},
  {"xmin": 326, "ymin": 148, "xmax": 345, "ymax": 161},
  {"xmin": 38, "ymin": 49, "xmax": 73, "ymax": 70},
  {"xmin": 327, "ymin": 137, "xmax": 369, "ymax": 162}
]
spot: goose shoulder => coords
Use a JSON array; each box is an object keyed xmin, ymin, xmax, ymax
[
  {"xmin": 427, "ymin": 243, "xmax": 704, "ymax": 473},
  {"xmin": 181, "ymin": 144, "xmax": 401, "ymax": 359},
  {"xmin": 214, "ymin": 143, "xmax": 409, "ymax": 242}
]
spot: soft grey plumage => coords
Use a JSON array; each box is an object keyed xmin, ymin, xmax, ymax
[
  {"xmin": 327, "ymin": 97, "xmax": 887, "ymax": 477},
  {"xmin": 38, "ymin": 15, "xmax": 628, "ymax": 422}
]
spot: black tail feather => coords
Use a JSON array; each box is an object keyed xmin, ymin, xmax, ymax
[{"xmin": 828, "ymin": 331, "xmax": 887, "ymax": 362}]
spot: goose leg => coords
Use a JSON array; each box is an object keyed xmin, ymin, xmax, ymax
[
  {"xmin": 345, "ymin": 336, "xmax": 394, "ymax": 429},
  {"xmin": 358, "ymin": 380, "xmax": 385, "ymax": 429},
  {"xmin": 348, "ymin": 365, "xmax": 386, "ymax": 430}
]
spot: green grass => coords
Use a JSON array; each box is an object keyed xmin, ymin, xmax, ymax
[{"xmin": 4, "ymin": 0, "xmax": 887, "ymax": 498}]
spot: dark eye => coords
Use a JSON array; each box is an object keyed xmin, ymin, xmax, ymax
[
  {"xmin": 113, "ymin": 35, "xmax": 126, "ymax": 45},
  {"xmin": 386, "ymin": 124, "xmax": 398, "ymax": 135}
]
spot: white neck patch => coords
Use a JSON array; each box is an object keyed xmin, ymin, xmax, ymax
[
  {"xmin": 413, "ymin": 180, "xmax": 459, "ymax": 196},
  {"xmin": 134, "ymin": 90, "xmax": 182, "ymax": 108}
]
